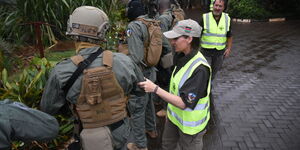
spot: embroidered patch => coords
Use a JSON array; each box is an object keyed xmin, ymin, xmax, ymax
[
  {"xmin": 187, "ymin": 93, "xmax": 196, "ymax": 103},
  {"xmin": 184, "ymin": 26, "xmax": 192, "ymax": 33},
  {"xmin": 126, "ymin": 28, "xmax": 132, "ymax": 37}
]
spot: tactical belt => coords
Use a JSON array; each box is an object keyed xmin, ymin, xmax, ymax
[{"xmin": 108, "ymin": 119, "xmax": 124, "ymax": 131}]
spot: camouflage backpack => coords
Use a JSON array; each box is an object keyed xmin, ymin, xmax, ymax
[{"xmin": 171, "ymin": 3, "xmax": 185, "ymax": 27}]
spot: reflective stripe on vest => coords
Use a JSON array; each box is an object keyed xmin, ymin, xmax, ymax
[
  {"xmin": 201, "ymin": 12, "xmax": 230, "ymax": 50},
  {"xmin": 178, "ymin": 57, "xmax": 208, "ymax": 89},
  {"xmin": 168, "ymin": 51, "xmax": 211, "ymax": 135},
  {"xmin": 184, "ymin": 102, "xmax": 208, "ymax": 111},
  {"xmin": 167, "ymin": 107, "xmax": 208, "ymax": 127}
]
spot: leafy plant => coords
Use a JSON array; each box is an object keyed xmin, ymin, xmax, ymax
[
  {"xmin": 1, "ymin": 0, "xmax": 128, "ymax": 48},
  {"xmin": 0, "ymin": 38, "xmax": 20, "ymax": 74},
  {"xmin": 0, "ymin": 57, "xmax": 52, "ymax": 107},
  {"xmin": 228, "ymin": 0, "xmax": 271, "ymax": 19},
  {"xmin": 264, "ymin": 0, "xmax": 300, "ymax": 18},
  {"xmin": 0, "ymin": 56, "xmax": 76, "ymax": 149}
]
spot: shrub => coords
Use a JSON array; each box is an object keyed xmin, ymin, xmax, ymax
[
  {"xmin": 0, "ymin": 57, "xmax": 52, "ymax": 107},
  {"xmin": 228, "ymin": 0, "xmax": 271, "ymax": 19},
  {"xmin": 0, "ymin": 0, "xmax": 128, "ymax": 47},
  {"xmin": 0, "ymin": 57, "xmax": 75, "ymax": 149},
  {"xmin": 0, "ymin": 38, "xmax": 20, "ymax": 73}
]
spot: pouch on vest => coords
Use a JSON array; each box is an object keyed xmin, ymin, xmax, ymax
[
  {"xmin": 71, "ymin": 50, "xmax": 128, "ymax": 129},
  {"xmin": 80, "ymin": 127, "xmax": 113, "ymax": 150}
]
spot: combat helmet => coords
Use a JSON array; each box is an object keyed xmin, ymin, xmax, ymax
[{"xmin": 66, "ymin": 6, "xmax": 109, "ymax": 42}]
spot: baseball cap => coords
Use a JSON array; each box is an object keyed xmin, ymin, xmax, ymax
[{"xmin": 163, "ymin": 19, "xmax": 202, "ymax": 39}]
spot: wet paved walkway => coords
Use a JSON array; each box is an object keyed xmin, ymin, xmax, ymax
[
  {"xmin": 203, "ymin": 20, "xmax": 300, "ymax": 150},
  {"xmin": 148, "ymin": 14, "xmax": 300, "ymax": 150}
]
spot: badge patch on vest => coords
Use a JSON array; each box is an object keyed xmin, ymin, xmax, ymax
[
  {"xmin": 126, "ymin": 28, "xmax": 132, "ymax": 37},
  {"xmin": 187, "ymin": 93, "xmax": 196, "ymax": 103}
]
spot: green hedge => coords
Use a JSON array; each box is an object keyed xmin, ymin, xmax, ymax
[
  {"xmin": 228, "ymin": 0, "xmax": 271, "ymax": 19},
  {"xmin": 228, "ymin": 0, "xmax": 300, "ymax": 19}
]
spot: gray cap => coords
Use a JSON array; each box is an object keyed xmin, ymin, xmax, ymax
[{"xmin": 163, "ymin": 19, "xmax": 202, "ymax": 39}]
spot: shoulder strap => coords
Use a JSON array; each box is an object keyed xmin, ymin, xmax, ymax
[
  {"xmin": 71, "ymin": 55, "xmax": 84, "ymax": 65},
  {"xmin": 63, "ymin": 47, "xmax": 104, "ymax": 95},
  {"xmin": 103, "ymin": 50, "xmax": 113, "ymax": 68},
  {"xmin": 136, "ymin": 18, "xmax": 150, "ymax": 47},
  {"xmin": 136, "ymin": 18, "xmax": 150, "ymax": 27}
]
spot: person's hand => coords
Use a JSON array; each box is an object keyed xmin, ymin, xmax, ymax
[
  {"xmin": 138, "ymin": 78, "xmax": 157, "ymax": 93},
  {"xmin": 224, "ymin": 48, "xmax": 231, "ymax": 57}
]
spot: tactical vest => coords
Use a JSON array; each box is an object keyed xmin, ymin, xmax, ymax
[
  {"xmin": 167, "ymin": 51, "xmax": 212, "ymax": 135},
  {"xmin": 200, "ymin": 12, "xmax": 230, "ymax": 50},
  {"xmin": 71, "ymin": 50, "xmax": 127, "ymax": 129}
]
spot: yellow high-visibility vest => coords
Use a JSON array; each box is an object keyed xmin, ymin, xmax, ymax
[
  {"xmin": 167, "ymin": 51, "xmax": 211, "ymax": 135},
  {"xmin": 201, "ymin": 12, "xmax": 230, "ymax": 50}
]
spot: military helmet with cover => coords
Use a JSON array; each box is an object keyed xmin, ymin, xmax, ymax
[{"xmin": 66, "ymin": 6, "xmax": 109, "ymax": 41}]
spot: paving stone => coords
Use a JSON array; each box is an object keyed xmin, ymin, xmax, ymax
[
  {"xmin": 271, "ymin": 112, "xmax": 281, "ymax": 119},
  {"xmin": 238, "ymin": 142, "xmax": 248, "ymax": 150},
  {"xmin": 258, "ymin": 123, "xmax": 269, "ymax": 132},
  {"xmin": 263, "ymin": 120, "xmax": 273, "ymax": 128},
  {"xmin": 249, "ymin": 133, "xmax": 260, "ymax": 142},
  {"xmin": 265, "ymin": 133, "xmax": 280, "ymax": 138},
  {"xmin": 254, "ymin": 142, "xmax": 271, "ymax": 148},
  {"xmin": 244, "ymin": 137, "xmax": 255, "ymax": 148},
  {"xmin": 222, "ymin": 140, "xmax": 238, "ymax": 147}
]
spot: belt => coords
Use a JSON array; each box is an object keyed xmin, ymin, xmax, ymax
[
  {"xmin": 108, "ymin": 119, "xmax": 124, "ymax": 131},
  {"xmin": 201, "ymin": 48, "xmax": 225, "ymax": 56}
]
